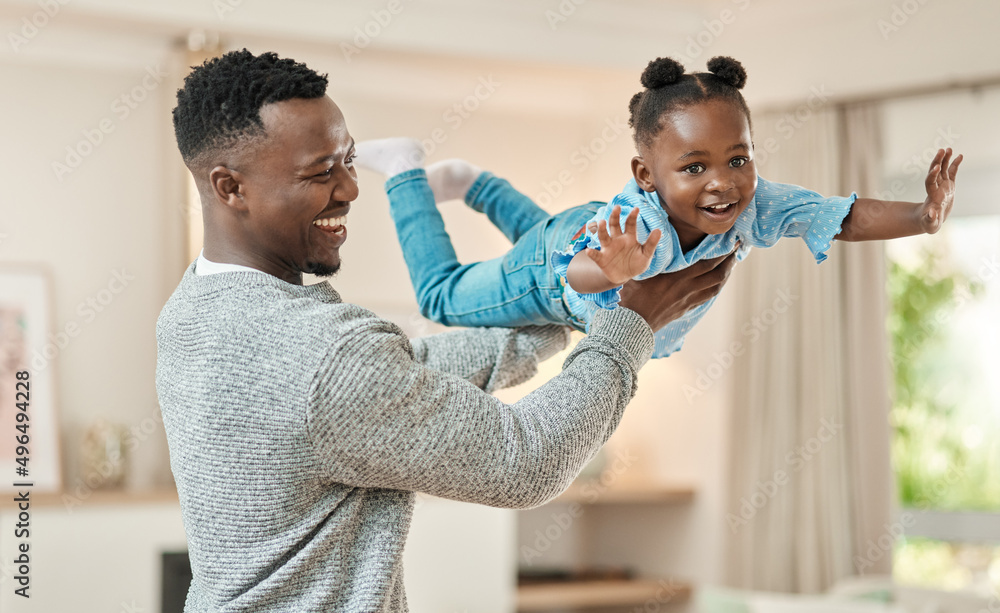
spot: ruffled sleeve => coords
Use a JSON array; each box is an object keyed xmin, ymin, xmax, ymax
[
  {"xmin": 550, "ymin": 198, "xmax": 646, "ymax": 310},
  {"xmin": 749, "ymin": 176, "xmax": 857, "ymax": 263}
]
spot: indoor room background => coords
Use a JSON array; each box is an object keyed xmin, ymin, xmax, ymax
[{"xmin": 0, "ymin": 1, "xmax": 997, "ymax": 612}]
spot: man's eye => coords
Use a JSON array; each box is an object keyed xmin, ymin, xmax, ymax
[
  {"xmin": 730, "ymin": 157, "xmax": 748, "ymax": 168},
  {"xmin": 684, "ymin": 164, "xmax": 704, "ymax": 174},
  {"xmin": 316, "ymin": 168, "xmax": 333, "ymax": 178},
  {"xmin": 346, "ymin": 153, "xmax": 356, "ymax": 167}
]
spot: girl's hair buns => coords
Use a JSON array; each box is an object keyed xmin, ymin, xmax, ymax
[
  {"xmin": 628, "ymin": 55, "xmax": 752, "ymax": 149},
  {"xmin": 640, "ymin": 57, "xmax": 685, "ymax": 89},
  {"xmin": 706, "ymin": 56, "xmax": 747, "ymax": 89}
]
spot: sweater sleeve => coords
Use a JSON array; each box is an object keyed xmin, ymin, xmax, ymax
[
  {"xmin": 408, "ymin": 325, "xmax": 571, "ymax": 393},
  {"xmin": 305, "ymin": 307, "xmax": 653, "ymax": 509}
]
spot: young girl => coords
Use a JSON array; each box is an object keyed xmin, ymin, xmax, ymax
[{"xmin": 357, "ymin": 56, "xmax": 962, "ymax": 359}]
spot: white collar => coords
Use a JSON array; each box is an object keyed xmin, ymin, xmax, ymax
[{"xmin": 195, "ymin": 249, "xmax": 262, "ymax": 276}]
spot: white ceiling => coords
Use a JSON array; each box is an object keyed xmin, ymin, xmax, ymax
[{"xmin": 1, "ymin": 0, "xmax": 998, "ymax": 107}]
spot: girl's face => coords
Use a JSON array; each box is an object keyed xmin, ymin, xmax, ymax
[{"xmin": 631, "ymin": 99, "xmax": 757, "ymax": 251}]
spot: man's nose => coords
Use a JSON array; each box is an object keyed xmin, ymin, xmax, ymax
[{"xmin": 333, "ymin": 166, "xmax": 359, "ymax": 202}]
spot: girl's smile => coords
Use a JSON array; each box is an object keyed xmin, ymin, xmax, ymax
[{"xmin": 631, "ymin": 99, "xmax": 758, "ymax": 252}]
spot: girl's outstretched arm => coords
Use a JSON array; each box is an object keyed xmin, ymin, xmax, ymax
[
  {"xmin": 566, "ymin": 205, "xmax": 662, "ymax": 294},
  {"xmin": 835, "ymin": 148, "xmax": 963, "ymax": 242}
]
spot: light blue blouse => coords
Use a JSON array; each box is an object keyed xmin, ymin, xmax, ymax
[{"xmin": 551, "ymin": 176, "xmax": 857, "ymax": 358}]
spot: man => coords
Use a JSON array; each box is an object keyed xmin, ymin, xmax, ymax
[{"xmin": 156, "ymin": 49, "xmax": 735, "ymax": 612}]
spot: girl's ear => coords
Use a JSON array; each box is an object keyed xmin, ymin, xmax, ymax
[{"xmin": 631, "ymin": 156, "xmax": 656, "ymax": 192}]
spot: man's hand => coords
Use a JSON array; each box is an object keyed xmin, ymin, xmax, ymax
[
  {"xmin": 918, "ymin": 147, "xmax": 963, "ymax": 234},
  {"xmin": 618, "ymin": 247, "xmax": 739, "ymax": 332},
  {"xmin": 584, "ymin": 205, "xmax": 662, "ymax": 285}
]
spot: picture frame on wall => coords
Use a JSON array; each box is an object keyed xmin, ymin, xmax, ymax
[{"xmin": 0, "ymin": 264, "xmax": 63, "ymax": 494}]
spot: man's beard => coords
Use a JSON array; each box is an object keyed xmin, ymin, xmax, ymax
[{"xmin": 304, "ymin": 259, "xmax": 340, "ymax": 278}]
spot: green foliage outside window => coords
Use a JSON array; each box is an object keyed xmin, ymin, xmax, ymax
[{"xmin": 887, "ymin": 249, "xmax": 996, "ymax": 510}]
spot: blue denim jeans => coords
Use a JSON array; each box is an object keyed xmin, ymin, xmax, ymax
[{"xmin": 385, "ymin": 169, "xmax": 600, "ymax": 330}]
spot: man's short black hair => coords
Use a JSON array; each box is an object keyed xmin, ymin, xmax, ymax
[{"xmin": 172, "ymin": 49, "xmax": 329, "ymax": 166}]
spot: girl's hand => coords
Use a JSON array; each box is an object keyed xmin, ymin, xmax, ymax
[
  {"xmin": 584, "ymin": 205, "xmax": 662, "ymax": 285},
  {"xmin": 919, "ymin": 147, "xmax": 963, "ymax": 234}
]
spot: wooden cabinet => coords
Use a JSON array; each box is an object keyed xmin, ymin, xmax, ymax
[
  {"xmin": 0, "ymin": 481, "xmax": 696, "ymax": 613},
  {"xmin": 0, "ymin": 489, "xmax": 187, "ymax": 613}
]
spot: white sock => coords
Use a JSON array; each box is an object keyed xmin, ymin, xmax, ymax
[
  {"xmin": 354, "ymin": 137, "xmax": 425, "ymax": 177},
  {"xmin": 426, "ymin": 159, "xmax": 482, "ymax": 203}
]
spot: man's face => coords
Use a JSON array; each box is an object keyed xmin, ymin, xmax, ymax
[
  {"xmin": 237, "ymin": 96, "xmax": 358, "ymax": 282},
  {"xmin": 632, "ymin": 99, "xmax": 757, "ymax": 251}
]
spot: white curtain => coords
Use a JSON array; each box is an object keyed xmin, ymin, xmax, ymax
[{"xmin": 725, "ymin": 104, "xmax": 896, "ymax": 592}]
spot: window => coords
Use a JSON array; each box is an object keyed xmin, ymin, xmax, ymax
[{"xmin": 887, "ymin": 215, "xmax": 1000, "ymax": 595}]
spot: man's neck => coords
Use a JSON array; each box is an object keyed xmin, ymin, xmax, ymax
[{"xmin": 202, "ymin": 243, "xmax": 303, "ymax": 285}]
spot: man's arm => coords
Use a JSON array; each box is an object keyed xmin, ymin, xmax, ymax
[
  {"xmin": 409, "ymin": 325, "xmax": 570, "ymax": 393},
  {"xmin": 305, "ymin": 251, "xmax": 737, "ymax": 509},
  {"xmin": 835, "ymin": 148, "xmax": 962, "ymax": 242},
  {"xmin": 307, "ymin": 307, "xmax": 650, "ymax": 509}
]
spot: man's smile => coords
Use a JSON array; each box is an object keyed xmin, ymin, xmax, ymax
[
  {"xmin": 312, "ymin": 205, "xmax": 351, "ymax": 244},
  {"xmin": 312, "ymin": 216, "xmax": 348, "ymax": 248}
]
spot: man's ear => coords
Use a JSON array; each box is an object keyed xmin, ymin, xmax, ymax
[
  {"xmin": 631, "ymin": 156, "xmax": 655, "ymax": 192},
  {"xmin": 209, "ymin": 166, "xmax": 247, "ymax": 211}
]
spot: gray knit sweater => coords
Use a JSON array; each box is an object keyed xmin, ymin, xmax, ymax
[{"xmin": 155, "ymin": 260, "xmax": 654, "ymax": 612}]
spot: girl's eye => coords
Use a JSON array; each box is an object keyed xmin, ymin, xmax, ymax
[
  {"xmin": 730, "ymin": 157, "xmax": 748, "ymax": 168},
  {"xmin": 683, "ymin": 164, "xmax": 705, "ymax": 175}
]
